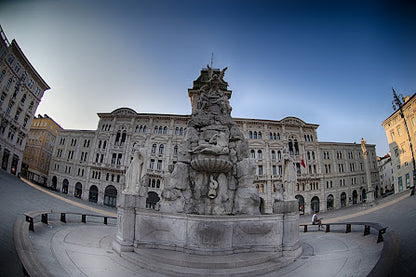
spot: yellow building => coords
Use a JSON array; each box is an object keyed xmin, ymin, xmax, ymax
[
  {"xmin": 22, "ymin": 114, "xmax": 63, "ymax": 185},
  {"xmin": 382, "ymin": 92, "xmax": 416, "ymax": 193}
]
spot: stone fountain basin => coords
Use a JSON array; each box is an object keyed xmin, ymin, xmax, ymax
[
  {"xmin": 191, "ymin": 158, "xmax": 232, "ymax": 173},
  {"xmin": 133, "ymin": 209, "xmax": 294, "ymax": 256}
]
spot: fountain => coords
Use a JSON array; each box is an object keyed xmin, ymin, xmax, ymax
[{"xmin": 113, "ymin": 65, "xmax": 302, "ymax": 271}]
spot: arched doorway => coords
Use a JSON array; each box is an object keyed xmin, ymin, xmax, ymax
[
  {"xmin": 295, "ymin": 195, "xmax": 305, "ymax": 214},
  {"xmin": 74, "ymin": 182, "xmax": 82, "ymax": 198},
  {"xmin": 340, "ymin": 192, "xmax": 347, "ymax": 207},
  {"xmin": 352, "ymin": 190, "xmax": 358, "ymax": 204},
  {"xmin": 327, "ymin": 194, "xmax": 334, "ymax": 210},
  {"xmin": 311, "ymin": 196, "xmax": 320, "ymax": 212},
  {"xmin": 104, "ymin": 185, "xmax": 117, "ymax": 207},
  {"xmin": 62, "ymin": 179, "xmax": 69, "ymax": 194},
  {"xmin": 362, "ymin": 189, "xmax": 367, "ymax": 202},
  {"xmin": 51, "ymin": 176, "xmax": 57, "ymax": 190},
  {"xmin": 89, "ymin": 185, "xmax": 98, "ymax": 203},
  {"xmin": 259, "ymin": 197, "xmax": 265, "ymax": 214},
  {"xmin": 146, "ymin": 191, "xmax": 160, "ymax": 209}
]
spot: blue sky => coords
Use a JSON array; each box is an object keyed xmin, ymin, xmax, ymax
[{"xmin": 1, "ymin": 0, "xmax": 415, "ymax": 156}]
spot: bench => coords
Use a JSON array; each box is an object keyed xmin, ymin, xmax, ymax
[
  {"xmin": 23, "ymin": 211, "xmax": 116, "ymax": 232},
  {"xmin": 299, "ymin": 223, "xmax": 326, "ymax": 232},
  {"xmin": 300, "ymin": 222, "xmax": 388, "ymax": 243}
]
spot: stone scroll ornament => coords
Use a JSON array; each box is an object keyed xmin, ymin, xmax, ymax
[{"xmin": 159, "ymin": 65, "xmax": 260, "ymax": 215}]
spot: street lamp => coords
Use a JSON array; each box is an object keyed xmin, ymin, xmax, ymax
[{"xmin": 392, "ymin": 88, "xmax": 416, "ymax": 194}]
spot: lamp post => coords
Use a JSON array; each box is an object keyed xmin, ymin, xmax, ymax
[{"xmin": 392, "ymin": 88, "xmax": 416, "ymax": 194}]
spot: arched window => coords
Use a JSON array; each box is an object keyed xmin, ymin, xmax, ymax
[
  {"xmin": 294, "ymin": 139, "xmax": 299, "ymax": 155},
  {"xmin": 0, "ymin": 69, "xmax": 5, "ymax": 81},
  {"xmin": 120, "ymin": 131, "xmax": 126, "ymax": 145},
  {"xmin": 62, "ymin": 179, "xmax": 69, "ymax": 194},
  {"xmin": 258, "ymin": 132, "xmax": 262, "ymax": 139},
  {"xmin": 163, "ymin": 126, "xmax": 167, "ymax": 134},
  {"xmin": 271, "ymin": 150, "xmax": 276, "ymax": 160},
  {"xmin": 156, "ymin": 179, "xmax": 161, "ymax": 188},
  {"xmin": 104, "ymin": 185, "xmax": 117, "ymax": 207},
  {"xmin": 277, "ymin": 151, "xmax": 281, "ymax": 160},
  {"xmin": 250, "ymin": 150, "xmax": 255, "ymax": 159},
  {"xmin": 89, "ymin": 185, "xmax": 98, "ymax": 203},
  {"xmin": 6, "ymin": 78, "xmax": 12, "ymax": 90},
  {"xmin": 173, "ymin": 145, "xmax": 179, "ymax": 156},
  {"xmin": 74, "ymin": 182, "xmax": 82, "ymax": 198},
  {"xmin": 142, "ymin": 126, "xmax": 146, "ymax": 133},
  {"xmin": 158, "ymin": 144, "xmax": 164, "ymax": 155},
  {"xmin": 288, "ymin": 140, "xmax": 293, "ymax": 154},
  {"xmin": 269, "ymin": 133, "xmax": 273, "ymax": 140},
  {"xmin": 51, "ymin": 176, "xmax": 57, "ymax": 189},
  {"xmin": 340, "ymin": 192, "xmax": 347, "ymax": 207},
  {"xmin": 353, "ymin": 190, "xmax": 358, "ymax": 204},
  {"xmin": 154, "ymin": 126, "xmax": 158, "ymax": 134},
  {"xmin": 175, "ymin": 127, "xmax": 179, "ymax": 135},
  {"xmin": 254, "ymin": 131, "xmax": 257, "ymax": 139},
  {"xmin": 115, "ymin": 131, "xmax": 121, "ymax": 144},
  {"xmin": 327, "ymin": 194, "xmax": 334, "ymax": 210},
  {"xmin": 311, "ymin": 196, "xmax": 320, "ymax": 212},
  {"xmin": 257, "ymin": 150, "xmax": 263, "ymax": 160},
  {"xmin": 151, "ymin": 144, "xmax": 157, "ymax": 154},
  {"xmin": 249, "ymin": 131, "xmax": 253, "ymax": 139},
  {"xmin": 158, "ymin": 126, "xmax": 163, "ymax": 134},
  {"xmin": 296, "ymin": 195, "xmax": 305, "ymax": 213}
]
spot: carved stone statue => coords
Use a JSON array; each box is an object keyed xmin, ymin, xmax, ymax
[
  {"xmin": 361, "ymin": 137, "xmax": 368, "ymax": 158},
  {"xmin": 124, "ymin": 146, "xmax": 144, "ymax": 194},
  {"xmin": 282, "ymin": 147, "xmax": 296, "ymax": 201},
  {"xmin": 189, "ymin": 132, "xmax": 229, "ymax": 155}
]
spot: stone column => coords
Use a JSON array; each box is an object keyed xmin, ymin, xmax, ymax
[
  {"xmin": 113, "ymin": 192, "xmax": 137, "ymax": 254},
  {"xmin": 364, "ymin": 156, "xmax": 375, "ymax": 203},
  {"xmin": 282, "ymin": 201, "xmax": 302, "ymax": 259}
]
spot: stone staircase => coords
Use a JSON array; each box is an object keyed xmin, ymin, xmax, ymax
[{"xmin": 121, "ymin": 248, "xmax": 295, "ymax": 276}]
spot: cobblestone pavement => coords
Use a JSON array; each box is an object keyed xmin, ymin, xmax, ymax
[
  {"xmin": 0, "ymin": 171, "xmax": 115, "ymax": 277},
  {"xmin": 1, "ymin": 170, "xmax": 415, "ymax": 276}
]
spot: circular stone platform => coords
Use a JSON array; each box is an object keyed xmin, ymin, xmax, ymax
[{"xmin": 15, "ymin": 220, "xmax": 384, "ymax": 277}]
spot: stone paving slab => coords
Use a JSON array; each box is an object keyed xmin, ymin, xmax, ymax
[{"xmin": 26, "ymin": 221, "xmax": 382, "ymax": 277}]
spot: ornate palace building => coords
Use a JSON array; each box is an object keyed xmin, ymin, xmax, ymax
[
  {"xmin": 0, "ymin": 26, "xmax": 50, "ymax": 176},
  {"xmin": 47, "ymin": 67, "xmax": 379, "ymax": 214}
]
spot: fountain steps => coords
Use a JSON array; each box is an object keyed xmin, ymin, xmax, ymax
[{"xmin": 121, "ymin": 248, "xmax": 294, "ymax": 276}]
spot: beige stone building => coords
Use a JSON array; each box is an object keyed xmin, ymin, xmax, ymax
[
  {"xmin": 22, "ymin": 114, "xmax": 63, "ymax": 185},
  {"xmin": 382, "ymin": 93, "xmax": 416, "ymax": 193},
  {"xmin": 377, "ymin": 153, "xmax": 394, "ymax": 195},
  {"xmin": 0, "ymin": 26, "xmax": 50, "ymax": 176},
  {"xmin": 48, "ymin": 68, "xmax": 379, "ymax": 213}
]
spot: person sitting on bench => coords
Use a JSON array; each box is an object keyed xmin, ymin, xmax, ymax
[{"xmin": 312, "ymin": 211, "xmax": 323, "ymax": 230}]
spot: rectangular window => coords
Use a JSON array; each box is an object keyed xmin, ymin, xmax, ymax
[
  {"xmin": 258, "ymin": 165, "xmax": 263, "ymax": 176},
  {"xmin": 398, "ymin": 176, "xmax": 403, "ymax": 192},
  {"xmin": 406, "ymin": 173, "xmax": 410, "ymax": 188}
]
